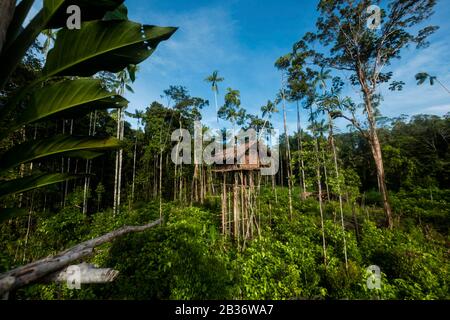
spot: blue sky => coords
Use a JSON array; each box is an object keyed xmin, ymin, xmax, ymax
[{"xmin": 32, "ymin": 0, "xmax": 450, "ymax": 132}]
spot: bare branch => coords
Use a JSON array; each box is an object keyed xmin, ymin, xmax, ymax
[{"xmin": 0, "ymin": 218, "xmax": 163, "ymax": 296}]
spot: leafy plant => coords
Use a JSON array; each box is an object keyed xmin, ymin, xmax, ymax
[{"xmin": 0, "ymin": 0, "xmax": 176, "ymax": 220}]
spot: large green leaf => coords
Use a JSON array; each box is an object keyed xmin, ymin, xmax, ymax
[
  {"xmin": 62, "ymin": 150, "xmax": 105, "ymax": 160},
  {"xmin": 0, "ymin": 173, "xmax": 79, "ymax": 199},
  {"xmin": 3, "ymin": 0, "xmax": 35, "ymax": 50},
  {"xmin": 0, "ymin": 135, "xmax": 120, "ymax": 172},
  {"xmin": 104, "ymin": 4, "xmax": 129, "ymax": 21},
  {"xmin": 0, "ymin": 0, "xmax": 65, "ymax": 89},
  {"xmin": 43, "ymin": 20, "xmax": 177, "ymax": 77},
  {"xmin": 0, "ymin": 208, "xmax": 28, "ymax": 224},
  {"xmin": 14, "ymin": 79, "xmax": 127, "ymax": 128},
  {"xmin": 46, "ymin": 0, "xmax": 125, "ymax": 29}
]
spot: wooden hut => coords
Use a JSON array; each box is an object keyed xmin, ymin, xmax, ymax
[{"xmin": 212, "ymin": 140, "xmax": 266, "ymax": 247}]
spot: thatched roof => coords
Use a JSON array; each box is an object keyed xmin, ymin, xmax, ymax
[{"xmin": 212, "ymin": 140, "xmax": 270, "ymax": 172}]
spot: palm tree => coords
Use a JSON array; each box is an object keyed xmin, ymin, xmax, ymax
[
  {"xmin": 260, "ymin": 100, "xmax": 279, "ymax": 134},
  {"xmin": 314, "ymin": 68, "xmax": 332, "ymax": 93},
  {"xmin": 113, "ymin": 67, "xmax": 137, "ymax": 215},
  {"xmin": 205, "ymin": 71, "xmax": 224, "ymax": 122},
  {"xmin": 416, "ymin": 72, "xmax": 450, "ymax": 95},
  {"xmin": 275, "ymin": 54, "xmax": 294, "ymax": 219},
  {"xmin": 313, "ymin": 68, "xmax": 333, "ymax": 201},
  {"xmin": 318, "ymin": 91, "xmax": 352, "ymax": 271},
  {"xmin": 307, "ymin": 97, "xmax": 328, "ymax": 268},
  {"xmin": 260, "ymin": 100, "xmax": 279, "ymax": 202},
  {"xmin": 125, "ymin": 109, "xmax": 144, "ymax": 207},
  {"xmin": 316, "ymin": 119, "xmax": 331, "ymax": 202},
  {"xmin": 306, "ymin": 69, "xmax": 332, "ymax": 268},
  {"xmin": 218, "ymin": 88, "xmax": 247, "ymax": 137}
]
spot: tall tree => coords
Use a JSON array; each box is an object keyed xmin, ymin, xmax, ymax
[
  {"xmin": 318, "ymin": 78, "xmax": 351, "ymax": 270},
  {"xmin": 125, "ymin": 109, "xmax": 144, "ymax": 207},
  {"xmin": 306, "ymin": 92, "xmax": 328, "ymax": 268},
  {"xmin": 275, "ymin": 55, "xmax": 294, "ymax": 219},
  {"xmin": 218, "ymin": 88, "xmax": 247, "ymax": 135},
  {"xmin": 113, "ymin": 68, "xmax": 136, "ymax": 215},
  {"xmin": 261, "ymin": 100, "xmax": 279, "ymax": 202},
  {"xmin": 205, "ymin": 70, "xmax": 224, "ymax": 122},
  {"xmin": 298, "ymin": 0, "xmax": 439, "ymax": 228}
]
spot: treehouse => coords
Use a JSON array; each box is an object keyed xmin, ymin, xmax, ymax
[
  {"xmin": 212, "ymin": 140, "xmax": 271, "ymax": 248},
  {"xmin": 211, "ymin": 140, "xmax": 262, "ymax": 173}
]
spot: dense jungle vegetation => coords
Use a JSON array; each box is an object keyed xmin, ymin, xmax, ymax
[{"xmin": 0, "ymin": 0, "xmax": 448, "ymax": 300}]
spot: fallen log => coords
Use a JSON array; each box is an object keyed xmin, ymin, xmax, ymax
[{"xmin": 0, "ymin": 218, "xmax": 162, "ymax": 297}]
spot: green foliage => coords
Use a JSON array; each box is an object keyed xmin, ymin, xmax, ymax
[
  {"xmin": 12, "ymin": 79, "xmax": 126, "ymax": 131},
  {"xmin": 0, "ymin": 173, "xmax": 78, "ymax": 198},
  {"xmin": 359, "ymin": 221, "xmax": 448, "ymax": 299},
  {"xmin": 0, "ymin": 136, "xmax": 120, "ymax": 172},
  {"xmin": 2, "ymin": 185, "xmax": 448, "ymax": 300},
  {"xmin": 0, "ymin": 0, "xmax": 176, "ymax": 219},
  {"xmin": 42, "ymin": 21, "xmax": 176, "ymax": 78}
]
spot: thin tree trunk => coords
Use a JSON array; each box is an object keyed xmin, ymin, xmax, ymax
[
  {"xmin": 233, "ymin": 173, "xmax": 239, "ymax": 242},
  {"xmin": 281, "ymin": 82, "xmax": 293, "ymax": 219},
  {"xmin": 117, "ymin": 109, "xmax": 124, "ymax": 214},
  {"xmin": 159, "ymin": 151, "xmax": 163, "ymax": 220},
  {"xmin": 214, "ymin": 90, "xmax": 219, "ymax": 123},
  {"xmin": 18, "ymin": 127, "xmax": 26, "ymax": 208},
  {"xmin": 297, "ymin": 100, "xmax": 307, "ymax": 199},
  {"xmin": 311, "ymin": 107, "xmax": 327, "ymax": 268},
  {"xmin": 131, "ymin": 131, "xmax": 137, "ymax": 207},
  {"xmin": 113, "ymin": 109, "xmax": 121, "ymax": 215},
  {"xmin": 64, "ymin": 119, "xmax": 74, "ymax": 206},
  {"xmin": 22, "ymin": 192, "xmax": 35, "ymax": 263},
  {"xmin": 315, "ymin": 139, "xmax": 327, "ymax": 268},
  {"xmin": 83, "ymin": 113, "xmax": 93, "ymax": 214},
  {"xmin": 328, "ymin": 113, "xmax": 348, "ymax": 270},
  {"xmin": 321, "ymin": 145, "xmax": 331, "ymax": 202},
  {"xmin": 222, "ymin": 174, "xmax": 227, "ymax": 235}
]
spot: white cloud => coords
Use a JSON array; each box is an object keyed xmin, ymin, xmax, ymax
[
  {"xmin": 132, "ymin": 6, "xmax": 241, "ymax": 76},
  {"xmin": 422, "ymin": 104, "xmax": 450, "ymax": 114}
]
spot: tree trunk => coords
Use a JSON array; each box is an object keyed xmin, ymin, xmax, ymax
[
  {"xmin": 321, "ymin": 145, "xmax": 331, "ymax": 201},
  {"xmin": 214, "ymin": 90, "xmax": 219, "ymax": 123},
  {"xmin": 113, "ymin": 109, "xmax": 121, "ymax": 215},
  {"xmin": 328, "ymin": 114, "xmax": 348, "ymax": 270},
  {"xmin": 64, "ymin": 120, "xmax": 74, "ymax": 206},
  {"xmin": 159, "ymin": 151, "xmax": 163, "ymax": 220},
  {"xmin": 315, "ymin": 139, "xmax": 327, "ymax": 268},
  {"xmin": 310, "ymin": 107, "xmax": 327, "ymax": 267},
  {"xmin": 83, "ymin": 113, "xmax": 93, "ymax": 214},
  {"xmin": 117, "ymin": 110, "xmax": 124, "ymax": 214},
  {"xmin": 131, "ymin": 131, "xmax": 137, "ymax": 207},
  {"xmin": 221, "ymin": 174, "xmax": 227, "ymax": 235},
  {"xmin": 362, "ymin": 89, "xmax": 393, "ymax": 228},
  {"xmin": 281, "ymin": 81, "xmax": 293, "ymax": 219},
  {"xmin": 233, "ymin": 173, "xmax": 239, "ymax": 243},
  {"xmin": 297, "ymin": 100, "xmax": 307, "ymax": 199}
]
